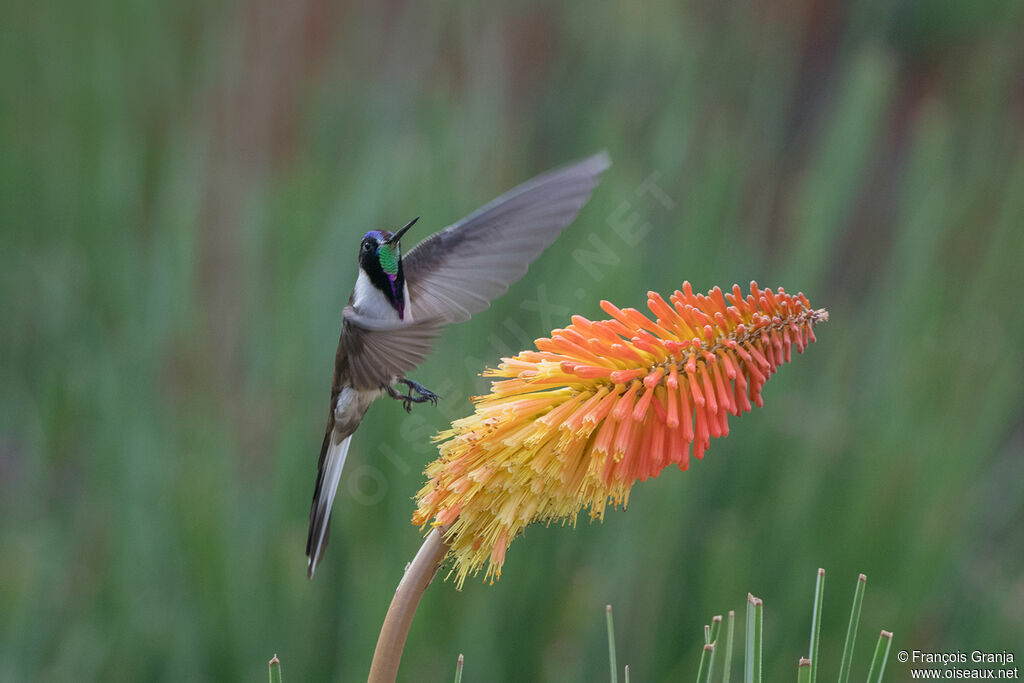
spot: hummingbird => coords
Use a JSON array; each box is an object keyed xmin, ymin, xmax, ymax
[{"xmin": 306, "ymin": 151, "xmax": 611, "ymax": 577}]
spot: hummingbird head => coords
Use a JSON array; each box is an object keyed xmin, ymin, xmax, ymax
[{"xmin": 357, "ymin": 217, "xmax": 417, "ymax": 319}]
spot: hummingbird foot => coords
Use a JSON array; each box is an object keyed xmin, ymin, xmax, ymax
[
  {"xmin": 385, "ymin": 379, "xmax": 440, "ymax": 413},
  {"xmin": 400, "ymin": 378, "xmax": 440, "ymax": 405}
]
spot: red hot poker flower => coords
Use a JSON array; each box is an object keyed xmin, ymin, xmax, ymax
[{"xmin": 413, "ymin": 282, "xmax": 828, "ymax": 586}]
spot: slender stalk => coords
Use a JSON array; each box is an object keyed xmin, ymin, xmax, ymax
[
  {"xmin": 707, "ymin": 615, "xmax": 722, "ymax": 680},
  {"xmin": 453, "ymin": 653, "xmax": 464, "ymax": 683},
  {"xmin": 745, "ymin": 594, "xmax": 763, "ymax": 683},
  {"xmin": 368, "ymin": 526, "xmax": 451, "ymax": 683},
  {"xmin": 709, "ymin": 615, "xmax": 722, "ymax": 646},
  {"xmin": 624, "ymin": 664, "xmax": 630, "ymax": 683},
  {"xmin": 798, "ymin": 657, "xmax": 812, "ymax": 683},
  {"xmin": 268, "ymin": 655, "xmax": 282, "ymax": 683},
  {"xmin": 722, "ymin": 610, "xmax": 736, "ymax": 683},
  {"xmin": 696, "ymin": 643, "xmax": 714, "ymax": 683},
  {"xmin": 607, "ymin": 605, "xmax": 618, "ymax": 683},
  {"xmin": 809, "ymin": 568, "xmax": 825, "ymax": 683},
  {"xmin": 839, "ymin": 574, "xmax": 867, "ymax": 683},
  {"xmin": 865, "ymin": 630, "xmax": 893, "ymax": 683}
]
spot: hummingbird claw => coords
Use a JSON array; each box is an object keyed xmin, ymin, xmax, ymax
[
  {"xmin": 388, "ymin": 378, "xmax": 440, "ymax": 412},
  {"xmin": 400, "ymin": 378, "xmax": 440, "ymax": 405}
]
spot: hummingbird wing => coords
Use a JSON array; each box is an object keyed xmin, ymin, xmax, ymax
[
  {"xmin": 402, "ymin": 151, "xmax": 610, "ymax": 323},
  {"xmin": 339, "ymin": 306, "xmax": 444, "ymax": 389}
]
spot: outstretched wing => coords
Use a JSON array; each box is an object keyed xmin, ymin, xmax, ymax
[
  {"xmin": 339, "ymin": 307, "xmax": 443, "ymax": 389},
  {"xmin": 402, "ymin": 151, "xmax": 610, "ymax": 323}
]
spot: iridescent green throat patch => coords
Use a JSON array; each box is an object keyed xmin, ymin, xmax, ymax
[{"xmin": 377, "ymin": 244, "xmax": 399, "ymax": 275}]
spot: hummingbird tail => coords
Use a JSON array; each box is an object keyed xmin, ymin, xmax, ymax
[{"xmin": 306, "ymin": 432, "xmax": 353, "ymax": 578}]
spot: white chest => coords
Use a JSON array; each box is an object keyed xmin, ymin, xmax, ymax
[{"xmin": 352, "ymin": 270, "xmax": 412, "ymax": 320}]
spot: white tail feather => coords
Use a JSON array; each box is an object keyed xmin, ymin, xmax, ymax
[{"xmin": 307, "ymin": 433, "xmax": 352, "ymax": 577}]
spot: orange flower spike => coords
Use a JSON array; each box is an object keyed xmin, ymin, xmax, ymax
[
  {"xmin": 665, "ymin": 368, "xmax": 680, "ymax": 428},
  {"xmin": 693, "ymin": 428, "xmax": 708, "ymax": 461},
  {"xmin": 717, "ymin": 349, "xmax": 738, "ymax": 380},
  {"xmin": 612, "ymin": 380, "xmax": 643, "ymax": 422},
  {"xmin": 671, "ymin": 298, "xmax": 698, "ymax": 330},
  {"xmin": 543, "ymin": 334, "xmax": 607, "ymax": 367},
  {"xmin": 689, "ymin": 305, "xmax": 715, "ymax": 329},
  {"xmin": 716, "ymin": 402, "xmax": 730, "ymax": 438},
  {"xmin": 647, "ymin": 291, "xmax": 685, "ymax": 332},
  {"xmin": 611, "ymin": 417, "xmax": 635, "ymax": 461},
  {"xmin": 632, "ymin": 384, "xmax": 656, "ymax": 422},
  {"xmin": 572, "ymin": 365, "xmax": 615, "ymax": 380},
  {"xmin": 599, "ymin": 300, "xmax": 641, "ymax": 334},
  {"xmin": 634, "ymin": 418, "xmax": 656, "ymax": 482},
  {"xmin": 682, "ymin": 280, "xmax": 698, "ymax": 305},
  {"xmin": 610, "ymin": 367, "xmax": 646, "ymax": 383},
  {"xmin": 712, "ymin": 363, "xmax": 735, "ymax": 415},
  {"xmin": 632, "ymin": 335, "xmax": 666, "ymax": 358},
  {"xmin": 610, "ymin": 343, "xmax": 649, "ymax": 366},
  {"xmin": 678, "ymin": 378, "xmax": 695, "ymax": 443},
  {"xmin": 580, "ymin": 316, "xmax": 628, "ymax": 345},
  {"xmin": 694, "ymin": 398, "xmax": 710, "ymax": 448},
  {"xmin": 700, "ymin": 364, "xmax": 718, "ymax": 414},
  {"xmin": 670, "ymin": 424, "xmax": 690, "ymax": 471},
  {"xmin": 781, "ymin": 327, "xmax": 793, "ymax": 364},
  {"xmin": 643, "ymin": 366, "xmax": 665, "ymax": 390},
  {"xmin": 414, "ymin": 282, "xmax": 828, "ymax": 586},
  {"xmin": 705, "ymin": 393, "xmax": 723, "ymax": 439},
  {"xmin": 647, "ymin": 416, "xmax": 668, "ymax": 478},
  {"xmin": 597, "ymin": 316, "xmax": 634, "ymax": 339},
  {"xmin": 685, "ymin": 354, "xmax": 705, "ymax": 408},
  {"xmin": 592, "ymin": 411, "xmax": 619, "ymax": 456},
  {"xmin": 623, "ymin": 306, "xmax": 674, "ymax": 339},
  {"xmin": 564, "ymin": 387, "xmax": 611, "ymax": 434},
  {"xmin": 583, "ymin": 386, "xmax": 623, "ymax": 428}
]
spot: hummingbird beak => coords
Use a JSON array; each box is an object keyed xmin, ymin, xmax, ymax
[{"xmin": 389, "ymin": 216, "xmax": 418, "ymax": 244}]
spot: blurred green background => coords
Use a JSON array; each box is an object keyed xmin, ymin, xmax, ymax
[{"xmin": 3, "ymin": 0, "xmax": 1023, "ymax": 680}]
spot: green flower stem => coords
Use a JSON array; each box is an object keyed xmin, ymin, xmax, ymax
[
  {"xmin": 453, "ymin": 653, "xmax": 463, "ymax": 683},
  {"xmin": 723, "ymin": 610, "xmax": 736, "ymax": 683},
  {"xmin": 809, "ymin": 568, "xmax": 825, "ymax": 683},
  {"xmin": 798, "ymin": 657, "xmax": 811, "ymax": 683},
  {"xmin": 745, "ymin": 594, "xmax": 763, "ymax": 683},
  {"xmin": 696, "ymin": 643, "xmax": 714, "ymax": 683},
  {"xmin": 866, "ymin": 630, "xmax": 893, "ymax": 683},
  {"xmin": 839, "ymin": 574, "xmax": 867, "ymax": 683},
  {"xmin": 607, "ymin": 605, "xmax": 618, "ymax": 683}
]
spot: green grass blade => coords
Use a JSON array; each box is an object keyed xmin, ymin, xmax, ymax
[
  {"xmin": 839, "ymin": 574, "xmax": 867, "ymax": 683},
  {"xmin": 809, "ymin": 568, "xmax": 825, "ymax": 683},
  {"xmin": 624, "ymin": 664, "xmax": 630, "ymax": 683},
  {"xmin": 865, "ymin": 630, "xmax": 893, "ymax": 683},
  {"xmin": 454, "ymin": 653, "xmax": 464, "ymax": 683},
  {"xmin": 707, "ymin": 642, "xmax": 718, "ymax": 683},
  {"xmin": 696, "ymin": 643, "xmax": 714, "ymax": 683},
  {"xmin": 745, "ymin": 594, "xmax": 763, "ymax": 683},
  {"xmin": 753, "ymin": 597, "xmax": 763, "ymax": 683},
  {"xmin": 745, "ymin": 596, "xmax": 755, "ymax": 683},
  {"xmin": 798, "ymin": 657, "xmax": 811, "ymax": 683},
  {"xmin": 723, "ymin": 610, "xmax": 736, "ymax": 683},
  {"xmin": 268, "ymin": 655, "xmax": 282, "ymax": 683},
  {"xmin": 707, "ymin": 615, "xmax": 722, "ymax": 681},
  {"xmin": 607, "ymin": 605, "xmax": 618, "ymax": 683}
]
